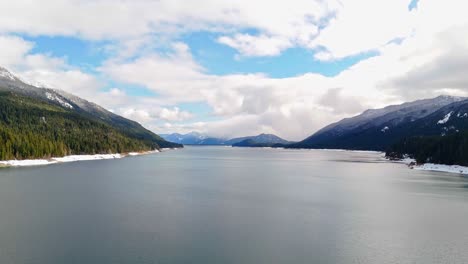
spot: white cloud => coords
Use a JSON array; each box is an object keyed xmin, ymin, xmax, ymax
[
  {"xmin": 312, "ymin": 0, "xmax": 415, "ymax": 60},
  {"xmin": 0, "ymin": 35, "xmax": 34, "ymax": 67},
  {"xmin": 0, "ymin": 0, "xmax": 330, "ymax": 57},
  {"xmin": 218, "ymin": 34, "xmax": 293, "ymax": 57},
  {"xmin": 318, "ymin": 88, "xmax": 364, "ymax": 114},
  {"xmin": 158, "ymin": 107, "xmax": 193, "ymax": 122},
  {"xmin": 121, "ymin": 107, "xmax": 193, "ymax": 123},
  {"xmin": 122, "ymin": 108, "xmax": 152, "ymax": 123}
]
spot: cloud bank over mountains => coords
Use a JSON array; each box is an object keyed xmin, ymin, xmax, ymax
[{"xmin": 0, "ymin": 0, "xmax": 467, "ymax": 140}]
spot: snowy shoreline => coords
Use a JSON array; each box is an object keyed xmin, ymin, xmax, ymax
[
  {"xmin": 393, "ymin": 156, "xmax": 468, "ymax": 175},
  {"xmin": 313, "ymin": 148, "xmax": 383, "ymax": 154},
  {"xmin": 0, "ymin": 148, "xmax": 176, "ymax": 168},
  {"xmin": 3, "ymin": 146, "xmax": 467, "ymax": 175},
  {"xmin": 412, "ymin": 163, "xmax": 468, "ymax": 175}
]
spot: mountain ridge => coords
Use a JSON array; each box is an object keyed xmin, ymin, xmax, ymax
[
  {"xmin": 160, "ymin": 132, "xmax": 291, "ymax": 146},
  {"xmin": 0, "ymin": 66, "xmax": 180, "ymax": 160},
  {"xmin": 289, "ymin": 95, "xmax": 466, "ymax": 150}
]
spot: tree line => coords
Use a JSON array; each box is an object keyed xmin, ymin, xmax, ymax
[
  {"xmin": 386, "ymin": 132, "xmax": 468, "ymax": 165},
  {"xmin": 0, "ymin": 92, "xmax": 155, "ymax": 160}
]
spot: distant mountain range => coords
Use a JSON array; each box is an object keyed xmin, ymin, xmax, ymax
[
  {"xmin": 160, "ymin": 132, "xmax": 291, "ymax": 146},
  {"xmin": 229, "ymin": 134, "xmax": 292, "ymax": 147},
  {"xmin": 159, "ymin": 132, "xmax": 226, "ymax": 145},
  {"xmin": 288, "ymin": 95, "xmax": 467, "ymax": 151},
  {"xmin": 0, "ymin": 66, "xmax": 180, "ymax": 160}
]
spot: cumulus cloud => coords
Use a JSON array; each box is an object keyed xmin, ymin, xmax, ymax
[
  {"xmin": 0, "ymin": 0, "xmax": 328, "ymax": 39},
  {"xmin": 0, "ymin": 0, "xmax": 331, "ymax": 59},
  {"xmin": 121, "ymin": 107, "xmax": 193, "ymax": 123},
  {"xmin": 318, "ymin": 88, "xmax": 364, "ymax": 114},
  {"xmin": 312, "ymin": 0, "xmax": 414, "ymax": 60},
  {"xmin": 384, "ymin": 25, "xmax": 468, "ymax": 99},
  {"xmin": 218, "ymin": 34, "xmax": 293, "ymax": 57},
  {"xmin": 0, "ymin": 35, "xmax": 34, "ymax": 67}
]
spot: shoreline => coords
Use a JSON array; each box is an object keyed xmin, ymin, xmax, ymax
[
  {"xmin": 3, "ymin": 146, "xmax": 467, "ymax": 176},
  {"xmin": 391, "ymin": 156, "xmax": 468, "ymax": 175},
  {"xmin": 412, "ymin": 163, "xmax": 468, "ymax": 175},
  {"xmin": 0, "ymin": 148, "xmax": 177, "ymax": 168}
]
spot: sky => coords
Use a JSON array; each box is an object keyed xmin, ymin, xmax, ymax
[{"xmin": 0, "ymin": 0, "xmax": 468, "ymax": 140}]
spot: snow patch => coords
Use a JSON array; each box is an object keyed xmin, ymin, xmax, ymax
[
  {"xmin": 381, "ymin": 126, "xmax": 389, "ymax": 132},
  {"xmin": 45, "ymin": 92, "xmax": 73, "ymax": 109},
  {"xmin": 388, "ymin": 154, "xmax": 416, "ymax": 165},
  {"xmin": 160, "ymin": 148, "xmax": 176, "ymax": 151},
  {"xmin": 0, "ymin": 150, "xmax": 167, "ymax": 167},
  {"xmin": 53, "ymin": 154, "xmax": 122, "ymax": 162},
  {"xmin": 413, "ymin": 163, "xmax": 468, "ymax": 175},
  {"xmin": 437, "ymin": 111, "xmax": 453, "ymax": 124},
  {"xmin": 0, "ymin": 68, "xmax": 17, "ymax": 81},
  {"xmin": 0, "ymin": 159, "xmax": 58, "ymax": 167},
  {"xmin": 25, "ymin": 80, "xmax": 49, "ymax": 88},
  {"xmin": 314, "ymin": 149, "xmax": 384, "ymax": 154},
  {"xmin": 394, "ymin": 157, "xmax": 416, "ymax": 165}
]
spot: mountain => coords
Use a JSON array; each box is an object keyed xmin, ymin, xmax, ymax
[
  {"xmin": 160, "ymin": 132, "xmax": 228, "ymax": 145},
  {"xmin": 161, "ymin": 132, "xmax": 291, "ymax": 146},
  {"xmin": 289, "ymin": 95, "xmax": 466, "ymax": 150},
  {"xmin": 0, "ymin": 66, "xmax": 181, "ymax": 160},
  {"xmin": 232, "ymin": 139, "xmax": 286, "ymax": 148},
  {"xmin": 228, "ymin": 133, "xmax": 291, "ymax": 146},
  {"xmin": 385, "ymin": 99, "xmax": 468, "ymax": 164}
]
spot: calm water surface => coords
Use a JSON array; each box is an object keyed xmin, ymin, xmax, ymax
[{"xmin": 0, "ymin": 146, "xmax": 467, "ymax": 264}]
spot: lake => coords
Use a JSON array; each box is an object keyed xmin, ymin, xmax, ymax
[{"xmin": 0, "ymin": 146, "xmax": 467, "ymax": 264}]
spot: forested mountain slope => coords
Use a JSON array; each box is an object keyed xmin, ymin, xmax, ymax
[
  {"xmin": 288, "ymin": 96, "xmax": 466, "ymax": 150},
  {"xmin": 0, "ymin": 67, "xmax": 181, "ymax": 160}
]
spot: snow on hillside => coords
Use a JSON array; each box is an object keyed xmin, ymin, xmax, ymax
[
  {"xmin": 437, "ymin": 111, "xmax": 453, "ymax": 124},
  {"xmin": 0, "ymin": 67, "xmax": 16, "ymax": 81},
  {"xmin": 45, "ymin": 92, "xmax": 74, "ymax": 109}
]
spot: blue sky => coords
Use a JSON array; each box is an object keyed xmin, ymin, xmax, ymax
[
  {"xmin": 0, "ymin": 0, "xmax": 465, "ymax": 139},
  {"xmin": 182, "ymin": 32, "xmax": 378, "ymax": 78},
  {"xmin": 25, "ymin": 32, "xmax": 377, "ymax": 79}
]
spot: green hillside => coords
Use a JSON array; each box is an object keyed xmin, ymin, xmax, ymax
[{"xmin": 0, "ymin": 91, "xmax": 179, "ymax": 160}]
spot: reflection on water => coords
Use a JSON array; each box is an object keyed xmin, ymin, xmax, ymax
[{"xmin": 0, "ymin": 146, "xmax": 467, "ymax": 264}]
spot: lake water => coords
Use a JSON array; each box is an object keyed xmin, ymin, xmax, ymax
[{"xmin": 0, "ymin": 146, "xmax": 468, "ymax": 264}]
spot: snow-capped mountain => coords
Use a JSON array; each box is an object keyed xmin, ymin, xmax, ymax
[
  {"xmin": 0, "ymin": 67, "xmax": 127, "ymax": 124},
  {"xmin": 160, "ymin": 132, "xmax": 291, "ymax": 146},
  {"xmin": 290, "ymin": 95, "xmax": 467, "ymax": 150},
  {"xmin": 160, "ymin": 132, "xmax": 228, "ymax": 145}
]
